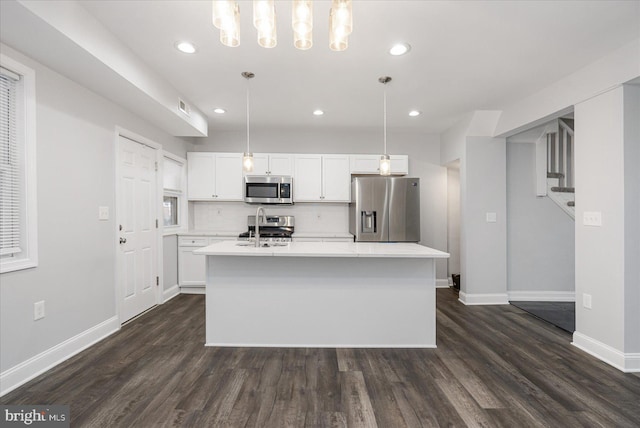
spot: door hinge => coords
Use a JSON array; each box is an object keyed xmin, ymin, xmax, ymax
[
  {"xmin": 156, "ymin": 219, "xmax": 159, "ymax": 228},
  {"xmin": 155, "ymin": 161, "xmax": 158, "ymax": 171},
  {"xmin": 156, "ymin": 276, "xmax": 159, "ymax": 286}
]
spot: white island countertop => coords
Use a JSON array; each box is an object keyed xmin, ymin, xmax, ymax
[{"xmin": 194, "ymin": 240, "xmax": 449, "ymax": 258}]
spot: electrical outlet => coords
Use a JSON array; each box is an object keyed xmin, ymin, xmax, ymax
[
  {"xmin": 98, "ymin": 206, "xmax": 109, "ymax": 221},
  {"xmin": 486, "ymin": 212, "xmax": 497, "ymax": 223},
  {"xmin": 583, "ymin": 293, "xmax": 592, "ymax": 309},
  {"xmin": 583, "ymin": 211, "xmax": 602, "ymax": 227},
  {"xmin": 34, "ymin": 300, "xmax": 45, "ymax": 320}
]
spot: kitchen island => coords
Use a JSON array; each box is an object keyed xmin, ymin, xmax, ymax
[{"xmin": 194, "ymin": 241, "xmax": 449, "ymax": 348}]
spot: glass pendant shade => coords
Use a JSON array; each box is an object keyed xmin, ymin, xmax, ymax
[
  {"xmin": 243, "ymin": 153, "xmax": 254, "ymax": 172},
  {"xmin": 379, "ymin": 154, "xmax": 391, "ymax": 176},
  {"xmin": 212, "ymin": 0, "xmax": 235, "ymax": 29},
  {"xmin": 330, "ymin": 0, "xmax": 353, "ymax": 36},
  {"xmin": 293, "ymin": 0, "xmax": 313, "ymax": 50},
  {"xmin": 219, "ymin": 3, "xmax": 240, "ymax": 47},
  {"xmin": 254, "ymin": 0, "xmax": 277, "ymax": 48},
  {"xmin": 329, "ymin": 7, "xmax": 348, "ymax": 52},
  {"xmin": 294, "ymin": 31, "xmax": 313, "ymax": 50}
]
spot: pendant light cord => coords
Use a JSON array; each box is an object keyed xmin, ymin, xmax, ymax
[
  {"xmin": 246, "ymin": 79, "xmax": 250, "ymax": 153},
  {"xmin": 383, "ymin": 86, "xmax": 387, "ymax": 154}
]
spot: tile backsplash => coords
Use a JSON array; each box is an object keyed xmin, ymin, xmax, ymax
[{"xmin": 191, "ymin": 202, "xmax": 349, "ymax": 234}]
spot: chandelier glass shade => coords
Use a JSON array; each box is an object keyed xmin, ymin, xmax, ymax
[
  {"xmin": 292, "ymin": 0, "xmax": 313, "ymax": 50},
  {"xmin": 212, "ymin": 0, "xmax": 352, "ymax": 51}
]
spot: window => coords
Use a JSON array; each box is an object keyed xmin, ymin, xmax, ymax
[
  {"xmin": 0, "ymin": 55, "xmax": 37, "ymax": 274},
  {"xmin": 163, "ymin": 195, "xmax": 178, "ymax": 227},
  {"xmin": 162, "ymin": 152, "xmax": 186, "ymax": 233}
]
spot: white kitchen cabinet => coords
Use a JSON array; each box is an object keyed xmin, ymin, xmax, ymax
[
  {"xmin": 246, "ymin": 153, "xmax": 293, "ymax": 176},
  {"xmin": 322, "ymin": 155, "xmax": 351, "ymax": 201},
  {"xmin": 178, "ymin": 236, "xmax": 236, "ymax": 293},
  {"xmin": 187, "ymin": 152, "xmax": 243, "ymax": 201},
  {"xmin": 349, "ymin": 154, "xmax": 409, "ymax": 175},
  {"xmin": 294, "ymin": 154, "xmax": 350, "ymax": 202},
  {"xmin": 294, "ymin": 155, "xmax": 322, "ymax": 201}
]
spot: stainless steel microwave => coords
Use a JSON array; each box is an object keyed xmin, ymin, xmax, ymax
[{"xmin": 244, "ymin": 175, "xmax": 293, "ymax": 204}]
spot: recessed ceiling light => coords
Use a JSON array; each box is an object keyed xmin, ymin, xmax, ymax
[
  {"xmin": 175, "ymin": 41, "xmax": 196, "ymax": 54},
  {"xmin": 213, "ymin": 108, "xmax": 226, "ymax": 114},
  {"xmin": 313, "ymin": 109, "xmax": 324, "ymax": 116},
  {"xmin": 408, "ymin": 110, "xmax": 421, "ymax": 117},
  {"xmin": 389, "ymin": 43, "xmax": 411, "ymax": 56}
]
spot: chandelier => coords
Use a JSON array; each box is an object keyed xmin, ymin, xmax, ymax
[{"xmin": 212, "ymin": 0, "xmax": 353, "ymax": 51}]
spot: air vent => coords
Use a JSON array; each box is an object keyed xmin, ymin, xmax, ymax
[{"xmin": 178, "ymin": 98, "xmax": 190, "ymax": 116}]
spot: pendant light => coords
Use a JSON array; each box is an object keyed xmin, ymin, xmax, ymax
[
  {"xmin": 292, "ymin": 0, "xmax": 313, "ymax": 50},
  {"xmin": 242, "ymin": 71, "xmax": 255, "ymax": 172},
  {"xmin": 379, "ymin": 76, "xmax": 392, "ymax": 176},
  {"xmin": 254, "ymin": 0, "xmax": 277, "ymax": 48}
]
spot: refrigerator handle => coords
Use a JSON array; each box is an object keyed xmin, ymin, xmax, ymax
[{"xmin": 361, "ymin": 211, "xmax": 376, "ymax": 233}]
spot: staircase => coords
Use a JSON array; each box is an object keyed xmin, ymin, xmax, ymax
[{"xmin": 546, "ymin": 118, "xmax": 575, "ymax": 218}]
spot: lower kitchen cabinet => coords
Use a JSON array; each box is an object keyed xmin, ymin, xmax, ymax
[{"xmin": 178, "ymin": 236, "xmax": 236, "ymax": 293}]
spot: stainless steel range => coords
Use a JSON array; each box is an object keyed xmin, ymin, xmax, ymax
[{"xmin": 238, "ymin": 215, "xmax": 294, "ymax": 244}]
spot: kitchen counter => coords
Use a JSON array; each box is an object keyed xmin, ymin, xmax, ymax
[
  {"xmin": 198, "ymin": 241, "xmax": 448, "ymax": 348},
  {"xmin": 178, "ymin": 230, "xmax": 242, "ymax": 237},
  {"xmin": 194, "ymin": 240, "xmax": 448, "ymax": 258},
  {"xmin": 291, "ymin": 232, "xmax": 354, "ymax": 240}
]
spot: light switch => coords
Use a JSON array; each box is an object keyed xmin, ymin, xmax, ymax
[
  {"xmin": 98, "ymin": 206, "xmax": 109, "ymax": 221},
  {"xmin": 486, "ymin": 212, "xmax": 497, "ymax": 223},
  {"xmin": 583, "ymin": 211, "xmax": 602, "ymax": 227}
]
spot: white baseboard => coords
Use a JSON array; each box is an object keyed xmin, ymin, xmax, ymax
[
  {"xmin": 508, "ymin": 290, "xmax": 575, "ymax": 302},
  {"xmin": 180, "ymin": 285, "xmax": 205, "ymax": 295},
  {"xmin": 162, "ymin": 284, "xmax": 180, "ymax": 302},
  {"xmin": 206, "ymin": 342, "xmax": 437, "ymax": 349},
  {"xmin": 0, "ymin": 316, "xmax": 120, "ymax": 397},
  {"xmin": 459, "ymin": 291, "xmax": 509, "ymax": 305},
  {"xmin": 436, "ymin": 279, "xmax": 449, "ymax": 288},
  {"xmin": 572, "ymin": 331, "xmax": 640, "ymax": 372}
]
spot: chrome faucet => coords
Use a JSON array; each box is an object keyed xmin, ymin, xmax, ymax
[{"xmin": 255, "ymin": 206, "xmax": 267, "ymax": 247}]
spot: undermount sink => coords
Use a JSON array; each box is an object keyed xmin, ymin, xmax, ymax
[{"xmin": 235, "ymin": 241, "xmax": 288, "ymax": 248}]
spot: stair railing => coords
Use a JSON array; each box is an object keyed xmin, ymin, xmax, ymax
[{"xmin": 547, "ymin": 118, "xmax": 574, "ymax": 192}]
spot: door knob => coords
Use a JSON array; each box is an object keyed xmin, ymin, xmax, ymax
[{"xmin": 119, "ymin": 237, "xmax": 127, "ymax": 244}]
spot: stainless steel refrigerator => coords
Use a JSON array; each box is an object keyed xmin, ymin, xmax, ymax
[{"xmin": 349, "ymin": 177, "xmax": 420, "ymax": 242}]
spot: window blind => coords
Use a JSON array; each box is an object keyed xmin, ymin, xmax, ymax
[{"xmin": 0, "ymin": 69, "xmax": 21, "ymax": 256}]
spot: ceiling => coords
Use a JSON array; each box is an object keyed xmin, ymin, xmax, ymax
[{"xmin": 13, "ymin": 1, "xmax": 640, "ymax": 135}]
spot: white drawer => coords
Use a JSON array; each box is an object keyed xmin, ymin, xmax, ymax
[{"xmin": 179, "ymin": 237, "xmax": 209, "ymax": 247}]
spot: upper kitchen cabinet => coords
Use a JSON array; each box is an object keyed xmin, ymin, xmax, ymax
[
  {"xmin": 349, "ymin": 154, "xmax": 409, "ymax": 175},
  {"xmin": 245, "ymin": 153, "xmax": 294, "ymax": 176},
  {"xmin": 187, "ymin": 152, "xmax": 243, "ymax": 201},
  {"xmin": 294, "ymin": 154, "xmax": 350, "ymax": 202}
]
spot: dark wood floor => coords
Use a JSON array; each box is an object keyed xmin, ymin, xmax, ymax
[{"xmin": 2, "ymin": 289, "xmax": 639, "ymax": 427}]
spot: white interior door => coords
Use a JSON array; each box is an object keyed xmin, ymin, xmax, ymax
[{"xmin": 118, "ymin": 135, "xmax": 158, "ymax": 322}]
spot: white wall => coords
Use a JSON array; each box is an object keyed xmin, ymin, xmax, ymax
[
  {"xmin": 0, "ymin": 45, "xmax": 191, "ymax": 389},
  {"xmin": 189, "ymin": 129, "xmax": 449, "ymax": 281},
  {"xmin": 163, "ymin": 235, "xmax": 179, "ymax": 292},
  {"xmin": 623, "ymin": 85, "xmax": 640, "ymax": 354},
  {"xmin": 495, "ymin": 38, "xmax": 640, "ymax": 137},
  {"xmin": 506, "ymin": 143, "xmax": 575, "ymax": 298},
  {"xmin": 447, "ymin": 166, "xmax": 460, "ymax": 276},
  {"xmin": 573, "ymin": 85, "xmax": 640, "ymax": 370},
  {"xmin": 461, "ymin": 137, "xmax": 508, "ymax": 303}
]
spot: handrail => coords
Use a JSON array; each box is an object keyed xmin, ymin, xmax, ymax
[{"xmin": 559, "ymin": 119, "xmax": 574, "ymax": 137}]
